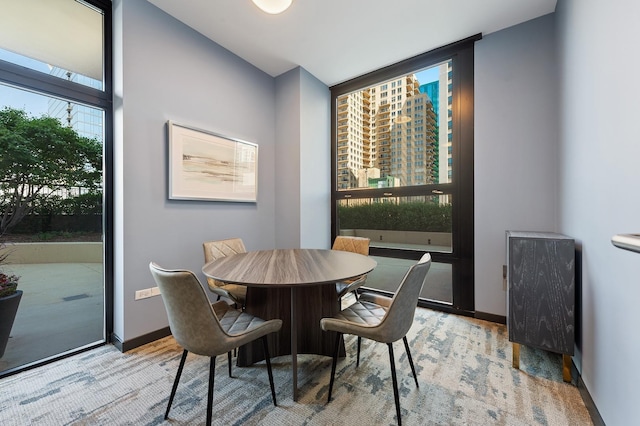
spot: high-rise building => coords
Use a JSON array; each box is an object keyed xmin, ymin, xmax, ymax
[
  {"xmin": 420, "ymin": 80, "xmax": 439, "ymax": 119},
  {"xmin": 438, "ymin": 62, "xmax": 453, "ymax": 184},
  {"xmin": 420, "ymin": 61, "xmax": 453, "ymax": 185},
  {"xmin": 46, "ymin": 67, "xmax": 104, "ymax": 199},
  {"xmin": 337, "ymin": 73, "xmax": 440, "ymax": 189},
  {"xmin": 48, "ymin": 67, "xmax": 103, "ymax": 141},
  {"xmin": 336, "ymin": 90, "xmax": 373, "ymax": 189}
]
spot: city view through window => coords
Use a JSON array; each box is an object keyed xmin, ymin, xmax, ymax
[
  {"xmin": 337, "ymin": 61, "xmax": 453, "ymax": 191},
  {"xmin": 334, "ymin": 60, "xmax": 456, "ymax": 305},
  {"xmin": 0, "ymin": 74, "xmax": 106, "ymax": 375},
  {"xmin": 336, "ymin": 61, "xmax": 454, "ymax": 253},
  {"xmin": 0, "ymin": 0, "xmax": 107, "ymax": 376}
]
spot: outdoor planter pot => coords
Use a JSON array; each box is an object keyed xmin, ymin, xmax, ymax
[{"xmin": 0, "ymin": 290, "xmax": 22, "ymax": 358}]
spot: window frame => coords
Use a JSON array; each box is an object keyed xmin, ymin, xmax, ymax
[
  {"xmin": 0, "ymin": 0, "xmax": 114, "ymax": 372},
  {"xmin": 330, "ymin": 34, "xmax": 479, "ymax": 315}
]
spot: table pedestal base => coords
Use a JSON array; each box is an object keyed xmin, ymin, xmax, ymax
[{"xmin": 237, "ymin": 285, "xmax": 346, "ymax": 400}]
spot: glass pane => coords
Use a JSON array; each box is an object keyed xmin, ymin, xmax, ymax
[
  {"xmin": 365, "ymin": 257, "xmax": 452, "ymax": 304},
  {"xmin": 0, "ymin": 0, "xmax": 104, "ymax": 89},
  {"xmin": 0, "ymin": 83, "xmax": 104, "ymax": 372},
  {"xmin": 336, "ymin": 60, "xmax": 453, "ymax": 190},
  {"xmin": 337, "ymin": 194, "xmax": 452, "ymax": 253}
]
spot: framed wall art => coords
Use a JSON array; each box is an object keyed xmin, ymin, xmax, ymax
[{"xmin": 168, "ymin": 121, "xmax": 258, "ymax": 202}]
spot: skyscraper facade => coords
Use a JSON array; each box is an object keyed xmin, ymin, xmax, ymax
[
  {"xmin": 48, "ymin": 67, "xmax": 103, "ymax": 141},
  {"xmin": 336, "ymin": 70, "xmax": 447, "ymax": 190},
  {"xmin": 438, "ymin": 61, "xmax": 453, "ymax": 184},
  {"xmin": 336, "ymin": 90, "xmax": 372, "ymax": 189},
  {"xmin": 418, "ymin": 61, "xmax": 454, "ymax": 185},
  {"xmin": 46, "ymin": 67, "xmax": 104, "ymax": 199}
]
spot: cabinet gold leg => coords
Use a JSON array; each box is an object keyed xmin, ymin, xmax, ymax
[
  {"xmin": 512, "ymin": 343, "xmax": 520, "ymax": 369},
  {"xmin": 563, "ymin": 354, "xmax": 572, "ymax": 383}
]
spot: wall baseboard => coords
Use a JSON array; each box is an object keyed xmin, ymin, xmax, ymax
[
  {"xmin": 110, "ymin": 327, "xmax": 171, "ymax": 352},
  {"xmin": 474, "ymin": 311, "xmax": 506, "ymax": 324},
  {"xmin": 576, "ymin": 371, "xmax": 605, "ymax": 426}
]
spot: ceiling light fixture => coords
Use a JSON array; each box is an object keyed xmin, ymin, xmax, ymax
[{"xmin": 251, "ymin": 0, "xmax": 293, "ymax": 15}]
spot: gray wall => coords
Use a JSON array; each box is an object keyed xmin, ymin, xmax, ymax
[
  {"xmin": 274, "ymin": 67, "xmax": 331, "ymax": 250},
  {"xmin": 299, "ymin": 68, "xmax": 331, "ymax": 249},
  {"xmin": 474, "ymin": 14, "xmax": 559, "ymax": 316},
  {"xmin": 274, "ymin": 69, "xmax": 301, "ymax": 249},
  {"xmin": 477, "ymin": 4, "xmax": 640, "ymax": 422},
  {"xmin": 113, "ymin": 1, "xmax": 330, "ymax": 343},
  {"xmin": 557, "ymin": 0, "xmax": 640, "ymax": 423},
  {"xmin": 114, "ymin": 0, "xmax": 278, "ymax": 340}
]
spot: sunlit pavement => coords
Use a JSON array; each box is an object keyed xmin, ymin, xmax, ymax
[
  {"xmin": 0, "ymin": 263, "xmax": 104, "ymax": 374},
  {"xmin": 368, "ymin": 255, "xmax": 453, "ymax": 303}
]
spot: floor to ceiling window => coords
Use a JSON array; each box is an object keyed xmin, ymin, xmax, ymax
[
  {"xmin": 0, "ymin": 0, "xmax": 112, "ymax": 377},
  {"xmin": 331, "ymin": 36, "xmax": 478, "ymax": 315}
]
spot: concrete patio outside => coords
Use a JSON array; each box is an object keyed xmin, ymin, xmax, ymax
[{"xmin": 0, "ymin": 262, "xmax": 104, "ymax": 374}]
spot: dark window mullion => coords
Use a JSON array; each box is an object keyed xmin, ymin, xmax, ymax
[
  {"xmin": 336, "ymin": 183, "xmax": 455, "ymax": 201},
  {"xmin": 0, "ymin": 60, "xmax": 110, "ymax": 108}
]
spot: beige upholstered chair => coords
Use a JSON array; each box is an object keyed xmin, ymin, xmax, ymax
[
  {"xmin": 203, "ymin": 238, "xmax": 247, "ymax": 308},
  {"xmin": 331, "ymin": 235, "xmax": 371, "ymax": 300},
  {"xmin": 149, "ymin": 262, "xmax": 282, "ymax": 426},
  {"xmin": 320, "ymin": 253, "xmax": 432, "ymax": 426}
]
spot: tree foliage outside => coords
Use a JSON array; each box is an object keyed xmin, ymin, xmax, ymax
[
  {"xmin": 338, "ymin": 200, "xmax": 452, "ymax": 233},
  {"xmin": 0, "ymin": 107, "xmax": 103, "ymax": 236}
]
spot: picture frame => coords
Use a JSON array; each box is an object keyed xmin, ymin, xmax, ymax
[{"xmin": 168, "ymin": 121, "xmax": 258, "ymax": 202}]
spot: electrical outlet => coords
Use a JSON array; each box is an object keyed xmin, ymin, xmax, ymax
[
  {"xmin": 135, "ymin": 287, "xmax": 161, "ymax": 300},
  {"xmin": 135, "ymin": 288, "xmax": 153, "ymax": 300}
]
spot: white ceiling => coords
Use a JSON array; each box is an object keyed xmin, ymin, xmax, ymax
[{"xmin": 146, "ymin": 0, "xmax": 557, "ymax": 87}]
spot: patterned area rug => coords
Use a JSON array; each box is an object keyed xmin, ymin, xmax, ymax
[{"xmin": 0, "ymin": 308, "xmax": 591, "ymax": 425}]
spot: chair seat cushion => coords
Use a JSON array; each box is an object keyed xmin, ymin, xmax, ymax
[
  {"xmin": 334, "ymin": 300, "xmax": 387, "ymax": 326},
  {"xmin": 218, "ymin": 306, "xmax": 267, "ymax": 335},
  {"xmin": 221, "ymin": 283, "xmax": 247, "ymax": 297},
  {"xmin": 335, "ymin": 275, "xmax": 367, "ymax": 298},
  {"xmin": 208, "ymin": 282, "xmax": 247, "ymax": 304},
  {"xmin": 209, "ymin": 300, "xmax": 282, "ymax": 353}
]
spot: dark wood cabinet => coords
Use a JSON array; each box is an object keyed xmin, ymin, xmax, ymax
[{"xmin": 506, "ymin": 231, "xmax": 575, "ymax": 382}]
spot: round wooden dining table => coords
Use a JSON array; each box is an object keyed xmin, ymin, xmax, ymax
[{"xmin": 202, "ymin": 248, "xmax": 377, "ymax": 401}]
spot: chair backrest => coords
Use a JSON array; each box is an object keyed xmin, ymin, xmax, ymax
[
  {"xmin": 375, "ymin": 253, "xmax": 431, "ymax": 343},
  {"xmin": 332, "ymin": 235, "xmax": 370, "ymax": 256},
  {"xmin": 202, "ymin": 238, "xmax": 246, "ymax": 288},
  {"xmin": 149, "ymin": 262, "xmax": 228, "ymax": 356}
]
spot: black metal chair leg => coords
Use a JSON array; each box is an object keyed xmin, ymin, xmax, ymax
[
  {"xmin": 327, "ymin": 332, "xmax": 342, "ymax": 402},
  {"xmin": 262, "ymin": 336, "xmax": 277, "ymax": 406},
  {"xmin": 228, "ymin": 351, "xmax": 233, "ymax": 377},
  {"xmin": 356, "ymin": 336, "xmax": 362, "ymax": 367},
  {"xmin": 403, "ymin": 336, "xmax": 419, "ymax": 388},
  {"xmin": 388, "ymin": 343, "xmax": 402, "ymax": 426},
  {"xmin": 206, "ymin": 357, "xmax": 215, "ymax": 426},
  {"xmin": 165, "ymin": 349, "xmax": 188, "ymax": 420}
]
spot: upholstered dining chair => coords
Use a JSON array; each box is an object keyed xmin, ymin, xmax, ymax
[
  {"xmin": 331, "ymin": 235, "xmax": 371, "ymax": 300},
  {"xmin": 203, "ymin": 238, "xmax": 247, "ymax": 308},
  {"xmin": 320, "ymin": 253, "xmax": 431, "ymax": 426},
  {"xmin": 149, "ymin": 262, "xmax": 282, "ymax": 426}
]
